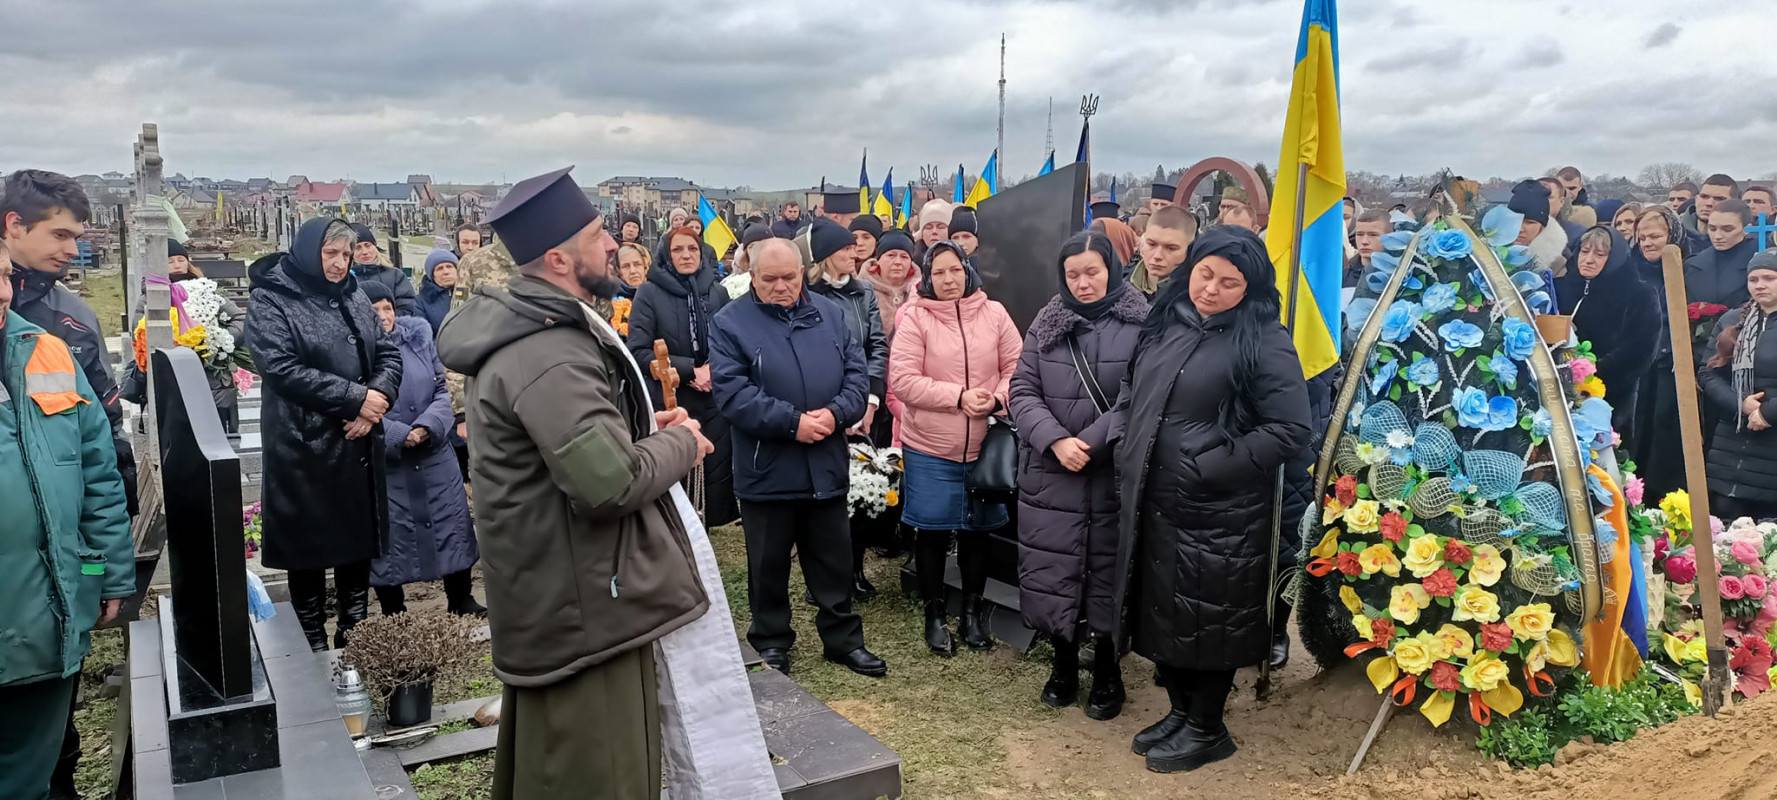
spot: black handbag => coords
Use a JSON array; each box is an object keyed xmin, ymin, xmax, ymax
[{"xmin": 965, "ymin": 416, "xmax": 1019, "ymax": 503}]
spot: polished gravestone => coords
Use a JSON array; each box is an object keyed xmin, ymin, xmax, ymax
[{"xmin": 123, "ymin": 348, "xmax": 382, "ymax": 797}]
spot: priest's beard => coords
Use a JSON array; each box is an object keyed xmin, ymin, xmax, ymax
[{"xmin": 573, "ymin": 257, "xmax": 621, "ymax": 301}]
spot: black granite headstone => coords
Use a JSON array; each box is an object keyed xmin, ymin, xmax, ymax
[
  {"xmin": 970, "ymin": 162, "xmax": 1089, "ymax": 331},
  {"xmin": 151, "ymin": 347, "xmax": 279, "ymax": 782}
]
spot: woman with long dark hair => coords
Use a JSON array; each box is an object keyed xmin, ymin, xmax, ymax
[
  {"xmin": 628, "ymin": 226, "xmax": 736, "ymax": 526},
  {"xmin": 1009, "ymin": 231, "xmax": 1148, "ymax": 720},
  {"xmin": 1109, "ymin": 227, "xmax": 1310, "ymax": 773},
  {"xmin": 888, "ymin": 241, "xmax": 1022, "ymax": 657},
  {"xmin": 1699, "ymin": 251, "xmax": 1777, "ymax": 520}
]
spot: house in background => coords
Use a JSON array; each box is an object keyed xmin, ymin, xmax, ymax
[
  {"xmin": 357, "ymin": 182, "xmax": 419, "ymax": 212},
  {"xmin": 295, "ymin": 180, "xmax": 351, "ymax": 207}
]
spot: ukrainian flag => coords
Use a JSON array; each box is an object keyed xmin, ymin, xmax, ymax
[
  {"xmin": 697, "ymin": 194, "xmax": 737, "ymax": 260},
  {"xmin": 1265, "ymin": 0, "xmax": 1345, "ymax": 380},
  {"xmin": 963, "ymin": 150, "xmax": 997, "ymax": 209},
  {"xmin": 872, "ymin": 169, "xmax": 896, "ymax": 221}
]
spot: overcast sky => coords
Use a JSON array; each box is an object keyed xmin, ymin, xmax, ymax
[{"xmin": 1, "ymin": 0, "xmax": 1770, "ymax": 190}]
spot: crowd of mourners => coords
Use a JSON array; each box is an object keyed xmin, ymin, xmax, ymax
[{"xmin": 3, "ymin": 159, "xmax": 1776, "ymax": 798}]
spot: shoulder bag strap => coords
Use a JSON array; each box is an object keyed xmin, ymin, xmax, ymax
[{"xmin": 1066, "ymin": 333, "xmax": 1111, "ymax": 414}]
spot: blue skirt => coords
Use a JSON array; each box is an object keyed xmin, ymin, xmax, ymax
[{"xmin": 900, "ymin": 447, "xmax": 1008, "ymax": 532}]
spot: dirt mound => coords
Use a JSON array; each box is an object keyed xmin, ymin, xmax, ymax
[{"xmin": 1313, "ymin": 692, "xmax": 1777, "ymax": 800}]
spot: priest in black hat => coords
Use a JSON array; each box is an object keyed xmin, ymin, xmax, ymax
[
  {"xmin": 1090, "ymin": 199, "xmax": 1122, "ymax": 223},
  {"xmin": 1148, "ymin": 182, "xmax": 1176, "ymax": 214},
  {"xmin": 436, "ymin": 167, "xmax": 778, "ymax": 800},
  {"xmin": 822, "ymin": 189, "xmax": 863, "ymax": 228}
]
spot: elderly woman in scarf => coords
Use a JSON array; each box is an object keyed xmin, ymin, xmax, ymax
[
  {"xmin": 1699, "ymin": 251, "xmax": 1777, "ymax": 520},
  {"xmin": 627, "ymin": 225, "xmax": 736, "ymax": 526},
  {"xmin": 1009, "ymin": 231, "xmax": 1149, "ymax": 721}
]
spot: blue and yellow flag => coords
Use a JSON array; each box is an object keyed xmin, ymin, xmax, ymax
[
  {"xmin": 1038, "ymin": 151, "xmax": 1055, "ymax": 177},
  {"xmin": 963, "ymin": 150, "xmax": 997, "ymax": 208},
  {"xmin": 952, "ymin": 165, "xmax": 966, "ymax": 204},
  {"xmin": 872, "ymin": 169, "xmax": 895, "ymax": 220},
  {"xmin": 697, "ymin": 194, "xmax": 737, "ymax": 259},
  {"xmin": 858, "ymin": 151, "xmax": 871, "ymax": 219},
  {"xmin": 1265, "ymin": 0, "xmax": 1344, "ymax": 379},
  {"xmin": 900, "ymin": 182, "xmax": 914, "ymax": 228}
]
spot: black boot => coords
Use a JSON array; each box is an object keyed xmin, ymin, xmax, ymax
[
  {"xmin": 1269, "ymin": 631, "xmax": 1291, "ymax": 672},
  {"xmin": 374, "ymin": 584, "xmax": 406, "ymax": 617},
  {"xmin": 923, "ymin": 600, "xmax": 955, "ymax": 657},
  {"xmin": 1133, "ymin": 667, "xmax": 1191, "ymax": 756},
  {"xmin": 444, "ymin": 569, "xmax": 487, "ymax": 618},
  {"xmin": 1040, "ymin": 639, "xmax": 1079, "ymax": 708},
  {"xmin": 333, "ymin": 566, "xmax": 370, "ymax": 651},
  {"xmin": 1145, "ymin": 673, "xmax": 1237, "ymax": 773},
  {"xmin": 1084, "ymin": 638, "xmax": 1125, "ymax": 721},
  {"xmin": 288, "ymin": 570, "xmax": 330, "ymax": 652},
  {"xmin": 959, "ymin": 595, "xmax": 993, "ymax": 652},
  {"xmin": 853, "ymin": 570, "xmax": 878, "ymax": 603}
]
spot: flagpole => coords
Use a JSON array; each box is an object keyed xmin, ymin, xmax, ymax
[{"xmin": 1259, "ymin": 160, "xmax": 1312, "ymax": 700}]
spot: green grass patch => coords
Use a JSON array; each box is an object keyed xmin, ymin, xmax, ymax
[
  {"xmin": 410, "ymin": 755, "xmax": 494, "ymax": 800},
  {"xmin": 80, "ymin": 277, "xmax": 128, "ymax": 340}
]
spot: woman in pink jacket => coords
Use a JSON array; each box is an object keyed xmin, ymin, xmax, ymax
[{"xmin": 889, "ymin": 240, "xmax": 1023, "ymax": 658}]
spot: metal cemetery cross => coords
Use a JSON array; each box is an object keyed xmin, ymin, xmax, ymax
[{"xmin": 1749, "ymin": 213, "xmax": 1777, "ymax": 253}]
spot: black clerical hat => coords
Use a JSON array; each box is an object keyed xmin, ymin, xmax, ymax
[
  {"xmin": 1089, "ymin": 200, "xmax": 1121, "ymax": 220},
  {"xmin": 485, "ymin": 166, "xmax": 599, "ymax": 265},
  {"xmin": 1151, "ymin": 183, "xmax": 1177, "ymax": 203},
  {"xmin": 822, "ymin": 190, "xmax": 862, "ymax": 215}
]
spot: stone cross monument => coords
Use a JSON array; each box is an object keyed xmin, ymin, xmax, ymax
[{"xmin": 132, "ymin": 124, "xmax": 174, "ymax": 456}]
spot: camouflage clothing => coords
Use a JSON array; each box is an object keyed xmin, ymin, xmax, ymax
[{"xmin": 445, "ymin": 242, "xmax": 612, "ymax": 417}]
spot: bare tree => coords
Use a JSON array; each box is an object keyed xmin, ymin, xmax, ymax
[{"xmin": 1638, "ymin": 162, "xmax": 1703, "ymax": 191}]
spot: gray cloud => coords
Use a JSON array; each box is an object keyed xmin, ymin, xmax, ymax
[
  {"xmin": 1520, "ymin": 38, "xmax": 1565, "ymax": 68},
  {"xmin": 1644, "ymin": 22, "xmax": 1682, "ymax": 48}
]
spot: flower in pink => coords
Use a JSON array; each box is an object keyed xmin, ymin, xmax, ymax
[
  {"xmin": 1733, "ymin": 540, "xmax": 1764, "ymax": 567},
  {"xmin": 1712, "ymin": 516, "xmax": 1725, "ymax": 539},
  {"xmin": 1759, "ymin": 592, "xmax": 1777, "ymax": 629},
  {"xmin": 1653, "ymin": 534, "xmax": 1671, "ymax": 563},
  {"xmin": 1665, "ymin": 554, "xmax": 1698, "ymax": 584},
  {"xmin": 1721, "ymin": 575, "xmax": 1746, "ymax": 600},
  {"xmin": 1569, "ymin": 356, "xmax": 1597, "ymax": 384},
  {"xmin": 1612, "ymin": 430, "xmax": 1623, "ymax": 447},
  {"xmin": 1745, "ymin": 574, "xmax": 1770, "ymax": 600},
  {"xmin": 1624, "ymin": 477, "xmax": 1645, "ymax": 507}
]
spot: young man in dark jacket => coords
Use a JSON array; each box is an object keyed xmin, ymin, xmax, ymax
[
  {"xmin": 708, "ymin": 238, "xmax": 886, "ymax": 679},
  {"xmin": 437, "ymin": 168, "xmax": 758, "ymax": 800}
]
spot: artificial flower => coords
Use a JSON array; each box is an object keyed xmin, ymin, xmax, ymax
[
  {"xmin": 1370, "ymin": 360, "xmax": 1396, "ymax": 397},
  {"xmin": 1336, "ymin": 474, "xmax": 1359, "ymax": 506},
  {"xmin": 1371, "ymin": 617, "xmax": 1396, "ymax": 643},
  {"xmin": 1380, "ymin": 300, "xmax": 1424, "ymax": 344},
  {"xmin": 1367, "ymin": 653, "xmax": 1398, "ymax": 692},
  {"xmin": 1358, "ymin": 543, "xmax": 1402, "ymax": 578},
  {"xmin": 1378, "ymin": 511, "xmax": 1408, "ymax": 543},
  {"xmin": 1454, "ymin": 386, "xmax": 1492, "ymax": 429},
  {"xmin": 1501, "ymin": 316, "xmax": 1537, "ymax": 362},
  {"xmin": 1661, "ymin": 490, "xmax": 1693, "ymax": 531},
  {"xmin": 1353, "ymin": 615, "xmax": 1375, "ymax": 640},
  {"xmin": 1421, "ymin": 282, "xmax": 1460, "ymax": 315},
  {"xmin": 1392, "ymin": 634, "xmax": 1436, "ymax": 675},
  {"xmin": 1577, "ymin": 375, "xmax": 1607, "ymax": 399},
  {"xmin": 1422, "ymin": 567, "xmax": 1458, "ymax": 598},
  {"xmin": 1479, "ymin": 622, "xmax": 1513, "ymax": 652},
  {"xmin": 1721, "ymin": 575, "xmax": 1746, "ymax": 600},
  {"xmin": 1439, "ymin": 319, "xmax": 1485, "ymax": 352},
  {"xmin": 1403, "ymin": 535, "xmax": 1446, "ymax": 578},
  {"xmin": 1422, "ymin": 230, "xmax": 1474, "ymax": 261},
  {"xmin": 1506, "ymin": 603, "xmax": 1556, "ymax": 642},
  {"xmin": 1452, "ymin": 584, "xmax": 1502, "ymax": 623},
  {"xmin": 1323, "ymin": 496, "xmax": 1349, "ymax": 526},
  {"xmin": 1406, "ymin": 356, "xmax": 1440, "ymax": 387},
  {"xmin": 1310, "ymin": 528, "xmax": 1341, "ymax": 559},
  {"xmin": 1443, "ymin": 539, "xmax": 1472, "ymax": 565},
  {"xmin": 1345, "ymin": 499, "xmax": 1382, "ymax": 533},
  {"xmin": 1529, "ymin": 407, "xmax": 1554, "ymax": 440},
  {"xmin": 1624, "ymin": 476, "xmax": 1645, "ymax": 507},
  {"xmin": 1488, "ymin": 352, "xmax": 1519, "ymax": 389},
  {"xmin": 1468, "ymin": 544, "xmax": 1506, "ymax": 587},
  {"xmin": 1340, "ymin": 585, "xmax": 1365, "ymax": 614},
  {"xmin": 1662, "ymin": 633, "xmax": 1696, "ymax": 664},
  {"xmin": 1434, "ymin": 624, "xmax": 1476, "ymax": 659},
  {"xmin": 1421, "ymin": 689, "xmax": 1457, "ymax": 727},
  {"xmin": 1665, "ymin": 553, "xmax": 1698, "ymax": 584},
  {"xmin": 1420, "ymin": 630, "xmax": 1453, "ymax": 660},
  {"xmin": 1733, "ymin": 539, "xmax": 1763, "ymax": 566},
  {"xmin": 1385, "ymin": 430, "xmax": 1415, "ymax": 449},
  {"xmin": 1390, "ymin": 583, "xmax": 1432, "ymax": 625},
  {"xmin": 1482, "ymin": 395, "xmax": 1519, "ymax": 432},
  {"xmin": 1428, "ymin": 660, "xmax": 1462, "ymax": 693},
  {"xmin": 1745, "ymin": 574, "xmax": 1769, "ymax": 600},
  {"xmin": 1461, "ymin": 652, "xmax": 1512, "ymax": 692},
  {"xmin": 1544, "ymin": 629, "xmax": 1579, "ymax": 667},
  {"xmin": 1337, "ymin": 551, "xmax": 1363, "ymax": 577}
]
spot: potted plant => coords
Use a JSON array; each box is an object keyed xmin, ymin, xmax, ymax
[{"xmin": 342, "ymin": 610, "xmax": 481, "ymax": 728}]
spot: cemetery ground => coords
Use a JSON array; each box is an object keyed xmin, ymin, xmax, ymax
[{"xmin": 71, "ymin": 521, "xmax": 1777, "ymax": 799}]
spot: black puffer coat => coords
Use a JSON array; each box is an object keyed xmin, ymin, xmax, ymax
[
  {"xmin": 1557, "ymin": 227, "xmax": 1662, "ymax": 431},
  {"xmin": 1700, "ymin": 306, "xmax": 1777, "ymax": 504},
  {"xmin": 626, "ymin": 260, "xmax": 736, "ymax": 526},
  {"xmin": 1110, "ymin": 300, "xmax": 1310, "ymax": 670},
  {"xmin": 245, "ymin": 218, "xmax": 403, "ymax": 571},
  {"xmin": 808, "ymin": 277, "xmax": 889, "ymax": 401},
  {"xmin": 1008, "ymin": 291, "xmax": 1148, "ymax": 641},
  {"xmin": 1687, "ymin": 238, "xmax": 1757, "ymax": 311}
]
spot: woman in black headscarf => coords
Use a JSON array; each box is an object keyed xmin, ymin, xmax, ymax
[
  {"xmin": 1699, "ymin": 251, "xmax": 1777, "ymax": 520},
  {"xmin": 1556, "ymin": 226, "xmax": 1662, "ymax": 433},
  {"xmin": 1008, "ymin": 231, "xmax": 1149, "ymax": 720},
  {"xmin": 1628, "ymin": 205, "xmax": 1689, "ymax": 497},
  {"xmin": 1107, "ymin": 227, "xmax": 1310, "ymax": 773},
  {"xmin": 627, "ymin": 226, "xmax": 736, "ymax": 526}
]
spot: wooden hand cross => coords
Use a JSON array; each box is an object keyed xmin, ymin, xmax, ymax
[{"xmin": 650, "ymin": 339, "xmax": 679, "ymax": 411}]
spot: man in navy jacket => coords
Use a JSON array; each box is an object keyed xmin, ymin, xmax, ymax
[{"xmin": 708, "ymin": 239, "xmax": 885, "ymax": 679}]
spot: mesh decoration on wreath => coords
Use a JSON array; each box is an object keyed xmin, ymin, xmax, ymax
[{"xmin": 1299, "ymin": 178, "xmax": 1623, "ymax": 729}]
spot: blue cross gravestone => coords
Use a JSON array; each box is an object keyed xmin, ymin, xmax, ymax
[{"xmin": 1748, "ymin": 213, "xmax": 1777, "ymax": 253}]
